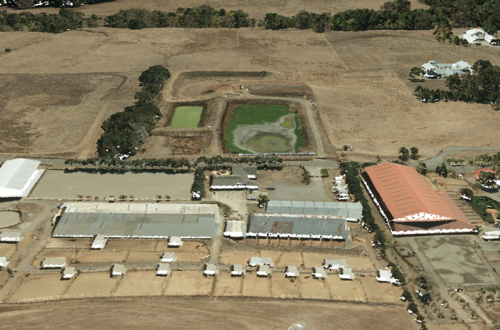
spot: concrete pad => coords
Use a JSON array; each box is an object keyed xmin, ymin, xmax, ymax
[
  {"xmin": 213, "ymin": 272, "xmax": 242, "ymax": 296},
  {"xmin": 164, "ymin": 270, "xmax": 213, "ymax": 296},
  {"xmin": 113, "ymin": 271, "xmax": 166, "ymax": 296}
]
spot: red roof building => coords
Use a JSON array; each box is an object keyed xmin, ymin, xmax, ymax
[
  {"xmin": 364, "ymin": 163, "xmax": 476, "ymax": 235},
  {"xmin": 474, "ymin": 168, "xmax": 495, "ymax": 180}
]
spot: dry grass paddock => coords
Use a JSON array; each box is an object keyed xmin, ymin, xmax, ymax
[
  {"xmin": 360, "ymin": 276, "xmax": 403, "ymax": 303},
  {"xmin": 45, "ymin": 238, "xmax": 91, "ymax": 249},
  {"xmin": 0, "ymin": 244, "xmax": 17, "ymax": 259},
  {"xmin": 242, "ymin": 272, "xmax": 272, "ymax": 297},
  {"xmin": 302, "ymin": 252, "xmax": 374, "ymax": 270},
  {"xmin": 271, "ymin": 275, "xmax": 300, "ymax": 298},
  {"xmin": 164, "ymin": 270, "xmax": 214, "ymax": 296},
  {"xmin": 113, "ymin": 271, "xmax": 167, "ymax": 297},
  {"xmin": 75, "ymin": 250, "xmax": 128, "ymax": 264},
  {"xmin": 213, "ymin": 273, "xmax": 243, "ymax": 296},
  {"xmin": 299, "ymin": 274, "xmax": 331, "ymax": 299},
  {"xmin": 328, "ymin": 276, "xmax": 366, "ymax": 302},
  {"xmin": 8, "ymin": 274, "xmax": 69, "ymax": 303},
  {"xmin": 64, "ymin": 272, "xmax": 117, "ymax": 298}
]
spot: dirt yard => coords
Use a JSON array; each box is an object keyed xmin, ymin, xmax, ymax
[
  {"xmin": 271, "ymin": 275, "xmax": 300, "ymax": 298},
  {"xmin": 0, "ymin": 297, "xmax": 419, "ymax": 330},
  {"xmin": 45, "ymin": 238, "xmax": 91, "ymax": 249},
  {"xmin": 64, "ymin": 272, "xmax": 117, "ymax": 298},
  {"xmin": 213, "ymin": 273, "xmax": 242, "ymax": 296},
  {"xmin": 113, "ymin": 271, "xmax": 166, "ymax": 297},
  {"xmin": 75, "ymin": 251, "xmax": 128, "ymax": 264},
  {"xmin": 164, "ymin": 271, "xmax": 214, "ymax": 296},
  {"xmin": 0, "ymin": 244, "xmax": 17, "ymax": 259},
  {"xmin": 9, "ymin": 274, "xmax": 69, "ymax": 303},
  {"xmin": 299, "ymin": 274, "xmax": 331, "ymax": 299},
  {"xmin": 360, "ymin": 276, "xmax": 403, "ymax": 303},
  {"xmin": 242, "ymin": 273, "xmax": 272, "ymax": 297},
  {"xmin": 327, "ymin": 277, "xmax": 366, "ymax": 302},
  {"xmin": 302, "ymin": 252, "xmax": 374, "ymax": 270}
]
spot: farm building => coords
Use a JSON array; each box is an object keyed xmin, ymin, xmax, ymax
[
  {"xmin": 376, "ymin": 269, "xmax": 400, "ymax": 285},
  {"xmin": 0, "ymin": 257, "xmax": 9, "ymax": 269},
  {"xmin": 91, "ymin": 234, "xmax": 107, "ymax": 249},
  {"xmin": 323, "ymin": 259, "xmax": 347, "ymax": 270},
  {"xmin": 0, "ymin": 159, "xmax": 44, "ymax": 198},
  {"xmin": 224, "ymin": 220, "xmax": 246, "ymax": 238},
  {"xmin": 231, "ymin": 264, "xmax": 246, "ymax": 276},
  {"xmin": 421, "ymin": 60, "xmax": 472, "ymax": 78},
  {"xmin": 52, "ymin": 203, "xmax": 221, "ymax": 239},
  {"xmin": 247, "ymin": 213, "xmax": 349, "ymax": 240},
  {"xmin": 285, "ymin": 266, "xmax": 299, "ymax": 278},
  {"xmin": 482, "ymin": 231, "xmax": 500, "ymax": 240},
  {"xmin": 248, "ymin": 257, "xmax": 274, "ymax": 267},
  {"xmin": 312, "ymin": 267, "xmax": 327, "ymax": 279},
  {"xmin": 41, "ymin": 257, "xmax": 66, "ymax": 269},
  {"xmin": 265, "ymin": 200, "xmax": 362, "ymax": 222},
  {"xmin": 363, "ymin": 163, "xmax": 476, "ymax": 235},
  {"xmin": 0, "ymin": 231, "xmax": 24, "ymax": 242},
  {"xmin": 157, "ymin": 263, "xmax": 171, "ymax": 276},
  {"xmin": 168, "ymin": 236, "xmax": 183, "ymax": 247},
  {"xmin": 257, "ymin": 265, "xmax": 271, "ymax": 277},
  {"xmin": 61, "ymin": 267, "xmax": 76, "ymax": 280},
  {"xmin": 204, "ymin": 264, "xmax": 219, "ymax": 276},
  {"xmin": 112, "ymin": 264, "xmax": 126, "ymax": 276},
  {"xmin": 160, "ymin": 252, "xmax": 177, "ymax": 262},
  {"xmin": 210, "ymin": 165, "xmax": 259, "ymax": 190},
  {"xmin": 462, "ymin": 28, "xmax": 495, "ymax": 44},
  {"xmin": 339, "ymin": 267, "xmax": 355, "ymax": 280}
]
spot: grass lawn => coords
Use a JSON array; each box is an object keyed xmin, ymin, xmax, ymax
[{"xmin": 169, "ymin": 106, "xmax": 203, "ymax": 127}]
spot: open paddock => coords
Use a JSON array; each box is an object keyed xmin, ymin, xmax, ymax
[
  {"xmin": 64, "ymin": 272, "xmax": 117, "ymax": 298},
  {"xmin": 242, "ymin": 272, "xmax": 272, "ymax": 297},
  {"xmin": 164, "ymin": 271, "xmax": 213, "ymax": 296},
  {"xmin": 360, "ymin": 276, "xmax": 403, "ymax": 303},
  {"xmin": 327, "ymin": 277, "xmax": 366, "ymax": 302},
  {"xmin": 45, "ymin": 238, "xmax": 91, "ymax": 249},
  {"xmin": 156, "ymin": 240, "xmax": 209, "ymax": 253},
  {"xmin": 302, "ymin": 252, "xmax": 373, "ymax": 270},
  {"xmin": 213, "ymin": 273, "xmax": 242, "ymax": 296},
  {"xmin": 260, "ymin": 250, "xmax": 304, "ymax": 268},
  {"xmin": 172, "ymin": 252, "xmax": 211, "ymax": 263},
  {"xmin": 75, "ymin": 251, "xmax": 128, "ymax": 264},
  {"xmin": 125, "ymin": 252, "xmax": 162, "ymax": 264},
  {"xmin": 0, "ymin": 243, "xmax": 17, "ymax": 259},
  {"xmin": 106, "ymin": 240, "xmax": 157, "ymax": 252},
  {"xmin": 271, "ymin": 275, "xmax": 300, "ymax": 298},
  {"xmin": 299, "ymin": 274, "xmax": 331, "ymax": 299},
  {"xmin": 219, "ymin": 251, "xmax": 259, "ymax": 265},
  {"xmin": 33, "ymin": 250, "xmax": 77, "ymax": 268},
  {"xmin": 113, "ymin": 271, "xmax": 166, "ymax": 297},
  {"xmin": 9, "ymin": 274, "xmax": 70, "ymax": 303}
]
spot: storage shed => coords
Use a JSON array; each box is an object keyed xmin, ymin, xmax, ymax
[
  {"xmin": 0, "ymin": 159, "xmax": 44, "ymax": 198},
  {"xmin": 160, "ymin": 252, "xmax": 177, "ymax": 262},
  {"xmin": 157, "ymin": 263, "xmax": 171, "ymax": 276},
  {"xmin": 41, "ymin": 257, "xmax": 66, "ymax": 269}
]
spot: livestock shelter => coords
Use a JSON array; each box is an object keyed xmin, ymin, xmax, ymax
[
  {"xmin": 112, "ymin": 264, "xmax": 126, "ymax": 276},
  {"xmin": 0, "ymin": 231, "xmax": 24, "ymax": 242},
  {"xmin": 323, "ymin": 259, "xmax": 347, "ymax": 270},
  {"xmin": 0, "ymin": 159, "xmax": 44, "ymax": 198},
  {"xmin": 265, "ymin": 200, "xmax": 362, "ymax": 222},
  {"xmin": 339, "ymin": 267, "xmax": 355, "ymax": 280},
  {"xmin": 363, "ymin": 163, "xmax": 476, "ymax": 235},
  {"xmin": 312, "ymin": 267, "xmax": 327, "ymax": 279},
  {"xmin": 157, "ymin": 263, "xmax": 171, "ymax": 276},
  {"xmin": 224, "ymin": 220, "xmax": 246, "ymax": 238},
  {"xmin": 41, "ymin": 257, "xmax": 66, "ymax": 269},
  {"xmin": 285, "ymin": 266, "xmax": 299, "ymax": 278},
  {"xmin": 210, "ymin": 165, "xmax": 259, "ymax": 190},
  {"xmin": 247, "ymin": 213, "xmax": 349, "ymax": 240},
  {"xmin": 160, "ymin": 252, "xmax": 177, "ymax": 262},
  {"xmin": 0, "ymin": 257, "xmax": 9, "ymax": 269},
  {"xmin": 52, "ymin": 203, "xmax": 221, "ymax": 239},
  {"xmin": 61, "ymin": 267, "xmax": 76, "ymax": 280},
  {"xmin": 231, "ymin": 264, "xmax": 246, "ymax": 276},
  {"xmin": 91, "ymin": 234, "xmax": 107, "ymax": 249}
]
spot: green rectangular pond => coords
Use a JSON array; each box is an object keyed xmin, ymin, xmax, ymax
[{"xmin": 169, "ymin": 106, "xmax": 203, "ymax": 127}]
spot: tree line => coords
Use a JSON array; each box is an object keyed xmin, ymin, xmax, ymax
[
  {"xmin": 65, "ymin": 157, "xmax": 191, "ymax": 169},
  {"xmin": 97, "ymin": 65, "xmax": 170, "ymax": 159},
  {"xmin": 414, "ymin": 60, "xmax": 500, "ymax": 106},
  {"xmin": 0, "ymin": 0, "xmax": 114, "ymax": 8},
  {"xmin": 195, "ymin": 155, "xmax": 284, "ymax": 168}
]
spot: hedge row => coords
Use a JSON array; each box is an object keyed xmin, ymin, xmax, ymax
[
  {"xmin": 97, "ymin": 65, "xmax": 170, "ymax": 159},
  {"xmin": 65, "ymin": 157, "xmax": 190, "ymax": 169},
  {"xmin": 191, "ymin": 168, "xmax": 206, "ymax": 200},
  {"xmin": 0, "ymin": 0, "xmax": 115, "ymax": 8}
]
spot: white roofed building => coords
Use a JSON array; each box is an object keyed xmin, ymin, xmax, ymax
[
  {"xmin": 61, "ymin": 267, "xmax": 76, "ymax": 279},
  {"xmin": 112, "ymin": 264, "xmax": 126, "ymax": 276},
  {"xmin": 462, "ymin": 28, "xmax": 495, "ymax": 44},
  {"xmin": 231, "ymin": 264, "xmax": 246, "ymax": 276},
  {"xmin": 0, "ymin": 256, "xmax": 9, "ymax": 269},
  {"xmin": 41, "ymin": 257, "xmax": 66, "ymax": 269},
  {"xmin": 224, "ymin": 220, "xmax": 246, "ymax": 238},
  {"xmin": 91, "ymin": 234, "xmax": 107, "ymax": 249},
  {"xmin": 376, "ymin": 269, "xmax": 401, "ymax": 285},
  {"xmin": 204, "ymin": 263, "xmax": 219, "ymax": 276},
  {"xmin": 313, "ymin": 267, "xmax": 327, "ymax": 279},
  {"xmin": 0, "ymin": 231, "xmax": 24, "ymax": 242},
  {"xmin": 248, "ymin": 257, "xmax": 274, "ymax": 267},
  {"xmin": 0, "ymin": 159, "xmax": 44, "ymax": 198},
  {"xmin": 257, "ymin": 265, "xmax": 271, "ymax": 277},
  {"xmin": 160, "ymin": 252, "xmax": 177, "ymax": 262},
  {"xmin": 157, "ymin": 263, "xmax": 171, "ymax": 276},
  {"xmin": 323, "ymin": 259, "xmax": 347, "ymax": 270},
  {"xmin": 339, "ymin": 267, "xmax": 355, "ymax": 280},
  {"xmin": 285, "ymin": 266, "xmax": 299, "ymax": 278},
  {"xmin": 168, "ymin": 236, "xmax": 183, "ymax": 247}
]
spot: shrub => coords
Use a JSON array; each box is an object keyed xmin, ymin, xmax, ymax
[
  {"xmin": 4, "ymin": 48, "xmax": 11, "ymax": 52},
  {"xmin": 320, "ymin": 168, "xmax": 329, "ymax": 177},
  {"xmin": 128, "ymin": 18, "xmax": 145, "ymax": 29}
]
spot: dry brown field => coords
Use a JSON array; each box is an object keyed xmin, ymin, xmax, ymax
[
  {"xmin": 125, "ymin": 252, "xmax": 161, "ymax": 264},
  {"xmin": 164, "ymin": 271, "xmax": 214, "ymax": 296},
  {"xmin": 106, "ymin": 240, "xmax": 157, "ymax": 251},
  {"xmin": 113, "ymin": 271, "xmax": 166, "ymax": 297},
  {"xmin": 213, "ymin": 273, "xmax": 242, "ymax": 296},
  {"xmin": 9, "ymin": 274, "xmax": 69, "ymax": 303},
  {"xmin": 156, "ymin": 240, "xmax": 209, "ymax": 253},
  {"xmin": 242, "ymin": 273, "xmax": 272, "ymax": 297},
  {"xmin": 271, "ymin": 275, "xmax": 300, "ymax": 298},
  {"xmin": 0, "ymin": 297, "xmax": 418, "ymax": 330},
  {"xmin": 44, "ymin": 238, "xmax": 91, "ymax": 249},
  {"xmin": 0, "ymin": 244, "xmax": 17, "ymax": 259},
  {"xmin": 327, "ymin": 277, "xmax": 366, "ymax": 302},
  {"xmin": 219, "ymin": 251, "xmax": 258, "ymax": 265},
  {"xmin": 302, "ymin": 252, "xmax": 374, "ymax": 270},
  {"xmin": 360, "ymin": 276, "xmax": 403, "ymax": 303},
  {"xmin": 75, "ymin": 250, "xmax": 128, "ymax": 264},
  {"xmin": 64, "ymin": 272, "xmax": 117, "ymax": 298}
]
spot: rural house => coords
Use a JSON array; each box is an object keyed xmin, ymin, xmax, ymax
[
  {"xmin": 462, "ymin": 28, "xmax": 495, "ymax": 44},
  {"xmin": 421, "ymin": 60, "xmax": 472, "ymax": 78}
]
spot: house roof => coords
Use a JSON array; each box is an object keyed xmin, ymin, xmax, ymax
[{"xmin": 475, "ymin": 168, "xmax": 495, "ymax": 180}]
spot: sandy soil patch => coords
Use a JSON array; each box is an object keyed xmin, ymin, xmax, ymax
[
  {"xmin": 64, "ymin": 272, "xmax": 116, "ymax": 298},
  {"xmin": 302, "ymin": 253, "xmax": 373, "ymax": 270},
  {"xmin": 33, "ymin": 250, "xmax": 77, "ymax": 268},
  {"xmin": 219, "ymin": 251, "xmax": 258, "ymax": 265},
  {"xmin": 164, "ymin": 271, "xmax": 213, "ymax": 296},
  {"xmin": 75, "ymin": 251, "xmax": 128, "ymax": 264},
  {"xmin": 242, "ymin": 272, "xmax": 272, "ymax": 297},
  {"xmin": 272, "ymin": 275, "xmax": 300, "ymax": 298},
  {"xmin": 0, "ymin": 271, "xmax": 9, "ymax": 290},
  {"xmin": 360, "ymin": 276, "xmax": 403, "ymax": 304},
  {"xmin": 0, "ymin": 297, "xmax": 419, "ymax": 330},
  {"xmin": 0, "ymin": 244, "xmax": 17, "ymax": 259},
  {"xmin": 105, "ymin": 240, "xmax": 157, "ymax": 252},
  {"xmin": 156, "ymin": 240, "xmax": 209, "ymax": 253},
  {"xmin": 327, "ymin": 277, "xmax": 366, "ymax": 302},
  {"xmin": 31, "ymin": 171, "xmax": 193, "ymax": 200},
  {"xmin": 125, "ymin": 252, "xmax": 161, "ymax": 264},
  {"xmin": 260, "ymin": 251, "xmax": 304, "ymax": 267},
  {"xmin": 9, "ymin": 274, "xmax": 70, "ymax": 303},
  {"xmin": 213, "ymin": 273, "xmax": 242, "ymax": 296},
  {"xmin": 113, "ymin": 271, "xmax": 166, "ymax": 296},
  {"xmin": 45, "ymin": 238, "xmax": 91, "ymax": 249},
  {"xmin": 299, "ymin": 273, "xmax": 331, "ymax": 299}
]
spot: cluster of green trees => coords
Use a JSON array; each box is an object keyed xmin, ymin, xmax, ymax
[
  {"xmin": 474, "ymin": 152, "xmax": 500, "ymax": 165},
  {"xmin": 399, "ymin": 147, "xmax": 420, "ymax": 161},
  {"xmin": 97, "ymin": 65, "xmax": 170, "ymax": 158},
  {"xmin": 64, "ymin": 157, "xmax": 190, "ymax": 168},
  {"xmin": 387, "ymin": 261, "xmax": 406, "ymax": 285},
  {"xmin": 195, "ymin": 155, "xmax": 284, "ymax": 168},
  {"xmin": 105, "ymin": 6, "xmax": 251, "ymax": 29},
  {"xmin": 0, "ymin": 8, "xmax": 102, "ymax": 33},
  {"xmin": 477, "ymin": 171, "xmax": 498, "ymax": 188},
  {"xmin": 415, "ymin": 60, "xmax": 500, "ymax": 105},
  {"xmin": 418, "ymin": 0, "xmax": 500, "ymax": 35},
  {"xmin": 191, "ymin": 168, "xmax": 206, "ymax": 200},
  {"xmin": 1, "ymin": 0, "xmax": 115, "ymax": 8}
]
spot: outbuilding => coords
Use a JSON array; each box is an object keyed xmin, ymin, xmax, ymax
[
  {"xmin": 285, "ymin": 266, "xmax": 299, "ymax": 278},
  {"xmin": 204, "ymin": 263, "xmax": 219, "ymax": 276},
  {"xmin": 224, "ymin": 220, "xmax": 246, "ymax": 238},
  {"xmin": 323, "ymin": 259, "xmax": 347, "ymax": 270},
  {"xmin": 168, "ymin": 236, "xmax": 183, "ymax": 247},
  {"xmin": 231, "ymin": 264, "xmax": 246, "ymax": 276},
  {"xmin": 0, "ymin": 231, "xmax": 24, "ymax": 242},
  {"xmin": 0, "ymin": 256, "xmax": 9, "ymax": 269},
  {"xmin": 257, "ymin": 265, "xmax": 271, "ymax": 277},
  {"xmin": 312, "ymin": 267, "xmax": 327, "ymax": 279},
  {"xmin": 41, "ymin": 257, "xmax": 66, "ymax": 269},
  {"xmin": 248, "ymin": 257, "xmax": 274, "ymax": 267},
  {"xmin": 112, "ymin": 264, "xmax": 126, "ymax": 276},
  {"xmin": 0, "ymin": 159, "xmax": 44, "ymax": 198},
  {"xmin": 160, "ymin": 252, "xmax": 177, "ymax": 262},
  {"xmin": 157, "ymin": 263, "xmax": 171, "ymax": 276},
  {"xmin": 61, "ymin": 267, "xmax": 77, "ymax": 280},
  {"xmin": 91, "ymin": 234, "xmax": 107, "ymax": 249},
  {"xmin": 339, "ymin": 267, "xmax": 355, "ymax": 280},
  {"xmin": 376, "ymin": 269, "xmax": 400, "ymax": 285}
]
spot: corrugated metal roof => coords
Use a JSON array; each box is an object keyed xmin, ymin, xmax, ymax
[
  {"xmin": 0, "ymin": 159, "xmax": 40, "ymax": 190},
  {"xmin": 265, "ymin": 200, "xmax": 362, "ymax": 221}
]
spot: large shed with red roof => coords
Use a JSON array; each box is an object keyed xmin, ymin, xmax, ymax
[{"xmin": 362, "ymin": 163, "xmax": 476, "ymax": 235}]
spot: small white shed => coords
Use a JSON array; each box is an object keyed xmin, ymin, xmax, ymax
[
  {"xmin": 41, "ymin": 257, "xmax": 66, "ymax": 269},
  {"xmin": 231, "ymin": 264, "xmax": 246, "ymax": 276},
  {"xmin": 257, "ymin": 265, "xmax": 271, "ymax": 277},
  {"xmin": 312, "ymin": 267, "xmax": 327, "ymax": 279},
  {"xmin": 157, "ymin": 263, "xmax": 171, "ymax": 276},
  {"xmin": 285, "ymin": 266, "xmax": 299, "ymax": 278},
  {"xmin": 339, "ymin": 267, "xmax": 355, "ymax": 280},
  {"xmin": 91, "ymin": 234, "xmax": 107, "ymax": 249},
  {"xmin": 0, "ymin": 256, "xmax": 9, "ymax": 269},
  {"xmin": 61, "ymin": 267, "xmax": 77, "ymax": 279},
  {"xmin": 112, "ymin": 264, "xmax": 126, "ymax": 276},
  {"xmin": 204, "ymin": 263, "xmax": 219, "ymax": 276},
  {"xmin": 160, "ymin": 252, "xmax": 177, "ymax": 263},
  {"xmin": 168, "ymin": 236, "xmax": 183, "ymax": 247}
]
